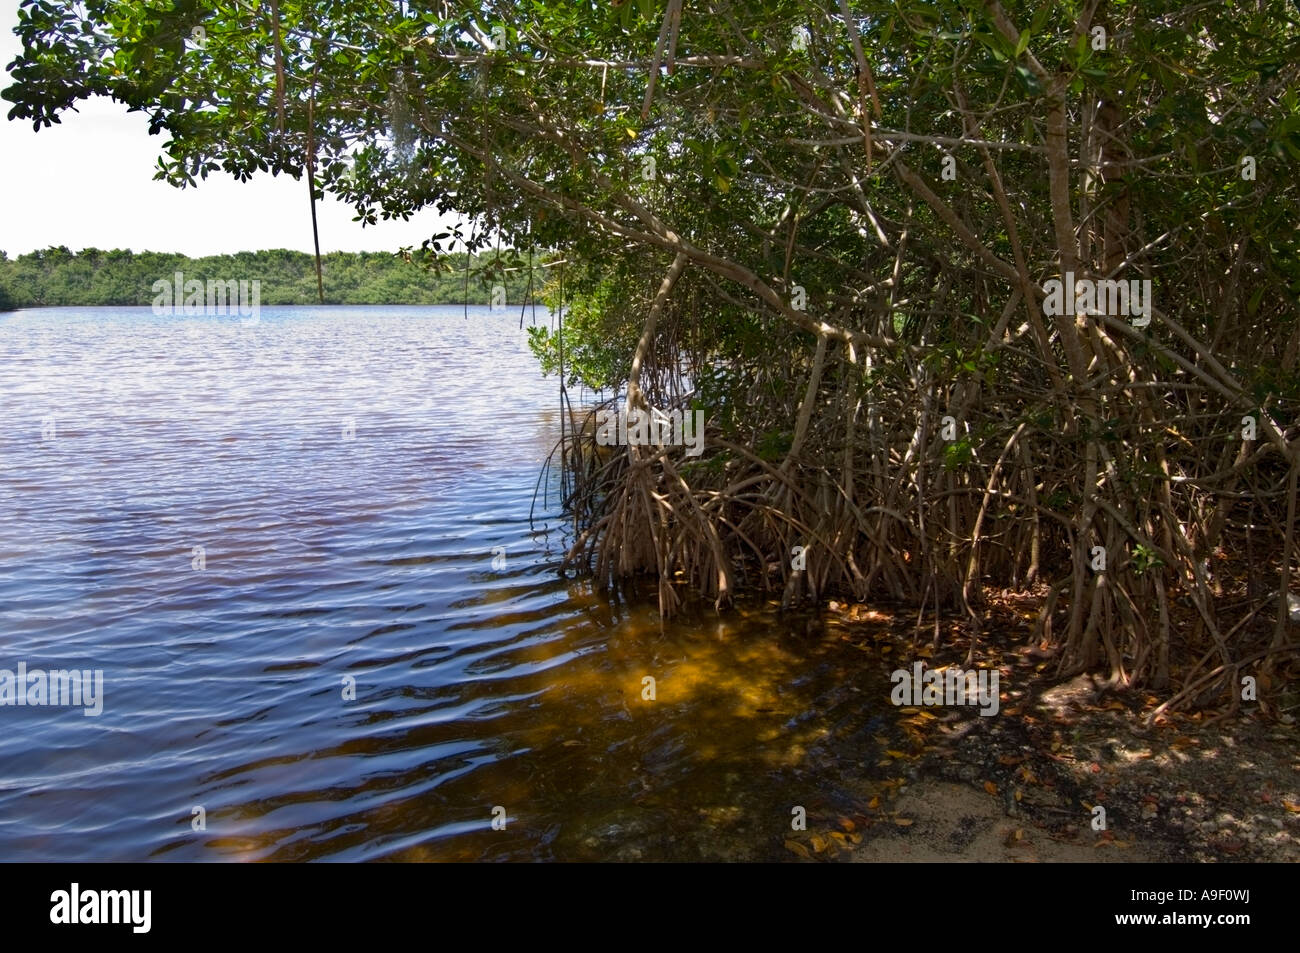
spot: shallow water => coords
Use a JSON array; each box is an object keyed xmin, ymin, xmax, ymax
[{"xmin": 0, "ymin": 305, "xmax": 898, "ymax": 861}]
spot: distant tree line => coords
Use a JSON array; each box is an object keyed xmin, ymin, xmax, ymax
[{"xmin": 0, "ymin": 247, "xmax": 543, "ymax": 309}]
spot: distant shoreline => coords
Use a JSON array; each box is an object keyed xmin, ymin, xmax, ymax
[{"xmin": 0, "ymin": 247, "xmax": 546, "ymax": 311}]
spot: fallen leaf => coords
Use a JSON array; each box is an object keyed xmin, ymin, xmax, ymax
[
  {"xmin": 867, "ymin": 795, "xmax": 881, "ymax": 810},
  {"xmin": 894, "ymin": 817, "xmax": 914, "ymax": 827},
  {"xmin": 984, "ymin": 780, "xmax": 998, "ymax": 795},
  {"xmin": 838, "ymin": 817, "xmax": 856, "ymax": 832},
  {"xmin": 810, "ymin": 834, "xmax": 828, "ymax": 853},
  {"xmin": 784, "ymin": 840, "xmax": 812, "ymax": 859},
  {"xmin": 1282, "ymin": 800, "xmax": 1300, "ymax": 813}
]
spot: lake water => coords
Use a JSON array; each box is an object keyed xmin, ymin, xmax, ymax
[{"xmin": 0, "ymin": 305, "xmax": 899, "ymax": 861}]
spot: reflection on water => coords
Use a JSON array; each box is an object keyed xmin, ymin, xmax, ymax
[{"xmin": 0, "ymin": 305, "xmax": 899, "ymax": 861}]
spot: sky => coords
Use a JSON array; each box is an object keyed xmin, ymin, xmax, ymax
[{"xmin": 0, "ymin": 1, "xmax": 454, "ymax": 257}]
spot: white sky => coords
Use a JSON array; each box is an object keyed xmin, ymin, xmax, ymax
[{"xmin": 0, "ymin": 0, "xmax": 455, "ymax": 257}]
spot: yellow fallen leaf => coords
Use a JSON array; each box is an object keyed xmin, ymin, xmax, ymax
[
  {"xmin": 810, "ymin": 834, "xmax": 828, "ymax": 853},
  {"xmin": 838, "ymin": 817, "xmax": 856, "ymax": 832},
  {"xmin": 848, "ymin": 832, "xmax": 862, "ymax": 845},
  {"xmin": 894, "ymin": 817, "xmax": 914, "ymax": 827},
  {"xmin": 984, "ymin": 780, "xmax": 998, "ymax": 795},
  {"xmin": 1282, "ymin": 800, "xmax": 1300, "ymax": 813},
  {"xmin": 886, "ymin": 749, "xmax": 908, "ymax": 759},
  {"xmin": 785, "ymin": 840, "xmax": 811, "ymax": 859},
  {"xmin": 867, "ymin": 795, "xmax": 881, "ymax": 810}
]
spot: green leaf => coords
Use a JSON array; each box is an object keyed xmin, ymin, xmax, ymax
[
  {"xmin": 1247, "ymin": 286, "xmax": 1265, "ymax": 315},
  {"xmin": 1015, "ymin": 64, "xmax": 1043, "ymax": 95}
]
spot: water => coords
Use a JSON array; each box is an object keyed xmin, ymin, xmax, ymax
[{"xmin": 0, "ymin": 305, "xmax": 900, "ymax": 861}]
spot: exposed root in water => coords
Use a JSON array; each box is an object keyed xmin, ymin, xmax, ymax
[{"xmin": 535, "ymin": 323, "xmax": 1299, "ymax": 717}]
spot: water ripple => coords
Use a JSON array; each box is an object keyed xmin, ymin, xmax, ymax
[{"xmin": 0, "ymin": 305, "xmax": 899, "ymax": 862}]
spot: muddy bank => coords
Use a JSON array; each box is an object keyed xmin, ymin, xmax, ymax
[{"xmin": 785, "ymin": 599, "xmax": 1300, "ymax": 863}]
